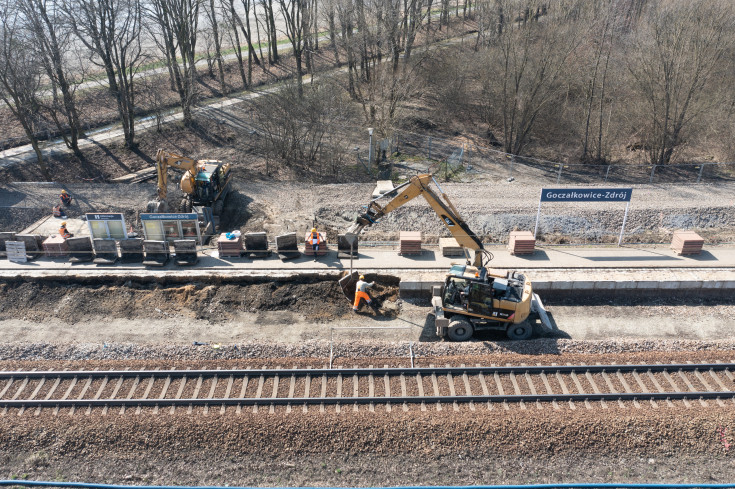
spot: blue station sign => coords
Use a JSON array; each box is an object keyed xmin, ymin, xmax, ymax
[
  {"xmin": 540, "ymin": 188, "xmax": 633, "ymax": 202},
  {"xmin": 86, "ymin": 213, "xmax": 125, "ymax": 221},
  {"xmin": 140, "ymin": 213, "xmax": 198, "ymax": 221}
]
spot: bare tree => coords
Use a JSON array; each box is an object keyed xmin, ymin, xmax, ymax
[
  {"xmin": 482, "ymin": 0, "xmax": 585, "ymax": 155},
  {"xmin": 63, "ymin": 0, "xmax": 145, "ymax": 148},
  {"xmin": 627, "ymin": 0, "xmax": 735, "ymax": 165},
  {"xmin": 147, "ymin": 0, "xmax": 201, "ymax": 126},
  {"xmin": 18, "ymin": 0, "xmax": 84, "ymax": 155},
  {"xmin": 278, "ymin": 0, "xmax": 307, "ymax": 96},
  {"xmin": 203, "ymin": 0, "xmax": 227, "ymax": 92},
  {"xmin": 0, "ymin": 5, "xmax": 50, "ymax": 179},
  {"xmin": 254, "ymin": 77, "xmax": 352, "ymax": 178}
]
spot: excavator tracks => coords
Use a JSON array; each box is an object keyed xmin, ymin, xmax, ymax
[{"xmin": 0, "ymin": 363, "xmax": 733, "ymax": 414}]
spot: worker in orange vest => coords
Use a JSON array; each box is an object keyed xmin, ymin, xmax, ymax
[
  {"xmin": 353, "ymin": 275, "xmax": 375, "ymax": 312},
  {"xmin": 60, "ymin": 189, "xmax": 72, "ymax": 206},
  {"xmin": 52, "ymin": 204, "xmax": 67, "ymax": 219},
  {"xmin": 309, "ymin": 227, "xmax": 322, "ymax": 261},
  {"xmin": 59, "ymin": 222, "xmax": 73, "ymax": 239}
]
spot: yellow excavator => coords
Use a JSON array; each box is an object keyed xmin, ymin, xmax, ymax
[
  {"xmin": 146, "ymin": 149, "xmax": 232, "ymax": 215},
  {"xmin": 344, "ymin": 174, "xmax": 553, "ymax": 341}
]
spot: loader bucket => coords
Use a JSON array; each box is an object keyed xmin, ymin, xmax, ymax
[{"xmin": 338, "ymin": 271, "xmax": 360, "ymax": 302}]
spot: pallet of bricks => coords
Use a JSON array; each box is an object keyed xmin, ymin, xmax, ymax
[
  {"xmin": 399, "ymin": 231, "xmax": 422, "ymax": 255},
  {"xmin": 304, "ymin": 232, "xmax": 328, "ymax": 256},
  {"xmin": 671, "ymin": 230, "xmax": 704, "ymax": 255},
  {"xmin": 508, "ymin": 231, "xmax": 535, "ymax": 255},
  {"xmin": 217, "ymin": 232, "xmax": 242, "ymax": 257}
]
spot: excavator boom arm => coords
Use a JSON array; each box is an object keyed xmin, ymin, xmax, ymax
[
  {"xmin": 154, "ymin": 149, "xmax": 199, "ymax": 201},
  {"xmin": 349, "ymin": 174, "xmax": 485, "ymax": 266}
]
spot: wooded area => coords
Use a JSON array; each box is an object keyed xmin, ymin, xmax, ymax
[{"xmin": 1, "ymin": 0, "xmax": 734, "ymax": 181}]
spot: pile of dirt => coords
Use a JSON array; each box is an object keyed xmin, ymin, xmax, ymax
[{"xmin": 0, "ymin": 277, "xmax": 400, "ymax": 323}]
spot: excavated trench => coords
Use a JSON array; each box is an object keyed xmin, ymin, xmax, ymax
[{"xmin": 0, "ymin": 274, "xmax": 401, "ymax": 324}]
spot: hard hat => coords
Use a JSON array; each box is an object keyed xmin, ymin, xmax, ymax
[
  {"xmin": 359, "ymin": 275, "xmax": 365, "ymax": 280},
  {"xmin": 61, "ymin": 221, "xmax": 67, "ymax": 226},
  {"xmin": 311, "ymin": 228, "xmax": 316, "ymax": 232},
  {"xmin": 61, "ymin": 190, "xmax": 68, "ymax": 194}
]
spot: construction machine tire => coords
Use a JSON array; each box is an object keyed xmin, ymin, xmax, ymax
[
  {"xmin": 180, "ymin": 198, "xmax": 192, "ymax": 213},
  {"xmin": 447, "ymin": 319, "xmax": 473, "ymax": 341},
  {"xmin": 506, "ymin": 321, "xmax": 533, "ymax": 340}
]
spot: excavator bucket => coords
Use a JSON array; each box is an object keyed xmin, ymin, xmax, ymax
[
  {"xmin": 338, "ymin": 271, "xmax": 359, "ymax": 302},
  {"xmin": 146, "ymin": 200, "xmax": 168, "ymax": 213}
]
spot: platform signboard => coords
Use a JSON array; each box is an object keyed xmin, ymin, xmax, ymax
[
  {"xmin": 140, "ymin": 213, "xmax": 201, "ymax": 244},
  {"xmin": 6, "ymin": 241, "xmax": 27, "ymax": 263},
  {"xmin": 86, "ymin": 213, "xmax": 127, "ymax": 240},
  {"xmin": 534, "ymin": 188, "xmax": 634, "ymax": 245},
  {"xmin": 540, "ymin": 188, "xmax": 632, "ymax": 202}
]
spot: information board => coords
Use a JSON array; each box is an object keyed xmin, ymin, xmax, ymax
[
  {"xmin": 86, "ymin": 213, "xmax": 127, "ymax": 240},
  {"xmin": 140, "ymin": 213, "xmax": 201, "ymax": 243}
]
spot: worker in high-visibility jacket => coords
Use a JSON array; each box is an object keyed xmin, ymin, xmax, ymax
[
  {"xmin": 59, "ymin": 222, "xmax": 73, "ymax": 239},
  {"xmin": 60, "ymin": 189, "xmax": 72, "ymax": 206},
  {"xmin": 353, "ymin": 275, "xmax": 375, "ymax": 312},
  {"xmin": 309, "ymin": 227, "xmax": 322, "ymax": 261}
]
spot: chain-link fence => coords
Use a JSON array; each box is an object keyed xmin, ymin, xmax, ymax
[{"xmin": 359, "ymin": 130, "xmax": 735, "ymax": 184}]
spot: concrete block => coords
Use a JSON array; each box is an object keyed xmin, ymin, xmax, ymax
[
  {"xmin": 173, "ymin": 239, "xmax": 198, "ymax": 266},
  {"xmin": 549, "ymin": 281, "xmax": 573, "ymax": 291},
  {"xmin": 371, "ymin": 180, "xmax": 394, "ymax": 199},
  {"xmin": 701, "ymin": 281, "xmax": 724, "ymax": 289},
  {"xmin": 14, "ymin": 234, "xmax": 43, "ymax": 260},
  {"xmin": 119, "ymin": 238, "xmax": 144, "ymax": 262},
  {"xmin": 143, "ymin": 240, "xmax": 169, "ymax": 267},
  {"xmin": 616, "ymin": 281, "xmax": 637, "ymax": 290},
  {"xmin": 276, "ymin": 232, "xmax": 298, "ymax": 251},
  {"xmin": 67, "ymin": 237, "xmax": 93, "ymax": 262},
  {"xmin": 678, "ymin": 280, "xmax": 703, "ymax": 290},
  {"xmin": 244, "ymin": 232, "xmax": 270, "ymax": 258},
  {"xmin": 572, "ymin": 281, "xmax": 594, "ymax": 290},
  {"xmin": 593, "ymin": 281, "xmax": 616, "ymax": 290},
  {"xmin": 93, "ymin": 239, "xmax": 118, "ymax": 265},
  {"xmin": 275, "ymin": 232, "xmax": 300, "ymax": 261},
  {"xmin": 636, "ymin": 281, "xmax": 660, "ymax": 289},
  {"xmin": 0, "ymin": 232, "xmax": 16, "ymax": 255},
  {"xmin": 337, "ymin": 234, "xmax": 359, "ymax": 258},
  {"xmin": 722, "ymin": 281, "xmax": 735, "ymax": 290},
  {"xmin": 657, "ymin": 281, "xmax": 680, "ymax": 290}
]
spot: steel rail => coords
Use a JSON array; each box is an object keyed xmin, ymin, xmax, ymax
[
  {"xmin": 0, "ymin": 392, "xmax": 733, "ymax": 408},
  {"xmin": 0, "ymin": 363, "xmax": 732, "ymax": 379}
]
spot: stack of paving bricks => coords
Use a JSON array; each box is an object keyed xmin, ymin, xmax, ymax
[
  {"xmin": 304, "ymin": 232, "xmax": 328, "ymax": 256},
  {"xmin": 399, "ymin": 231, "xmax": 422, "ymax": 255},
  {"xmin": 508, "ymin": 231, "xmax": 536, "ymax": 255},
  {"xmin": 217, "ymin": 233, "xmax": 243, "ymax": 257},
  {"xmin": 671, "ymin": 230, "xmax": 704, "ymax": 255},
  {"xmin": 42, "ymin": 235, "xmax": 69, "ymax": 257},
  {"xmin": 439, "ymin": 237, "xmax": 463, "ymax": 257}
]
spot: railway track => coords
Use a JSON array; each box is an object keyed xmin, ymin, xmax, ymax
[{"xmin": 0, "ymin": 363, "xmax": 733, "ymax": 413}]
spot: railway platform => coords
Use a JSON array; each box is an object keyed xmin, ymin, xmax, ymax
[{"xmin": 0, "ymin": 243, "xmax": 733, "ymax": 299}]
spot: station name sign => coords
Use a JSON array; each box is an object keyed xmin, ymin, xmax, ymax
[
  {"xmin": 86, "ymin": 213, "xmax": 124, "ymax": 221},
  {"xmin": 140, "ymin": 213, "xmax": 198, "ymax": 221},
  {"xmin": 540, "ymin": 188, "xmax": 633, "ymax": 202}
]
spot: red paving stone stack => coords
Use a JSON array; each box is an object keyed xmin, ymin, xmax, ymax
[
  {"xmin": 671, "ymin": 230, "xmax": 704, "ymax": 255},
  {"xmin": 217, "ymin": 233, "xmax": 243, "ymax": 257},
  {"xmin": 304, "ymin": 232, "xmax": 328, "ymax": 255},
  {"xmin": 508, "ymin": 231, "xmax": 536, "ymax": 255},
  {"xmin": 399, "ymin": 231, "xmax": 422, "ymax": 255},
  {"xmin": 42, "ymin": 235, "xmax": 69, "ymax": 257}
]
